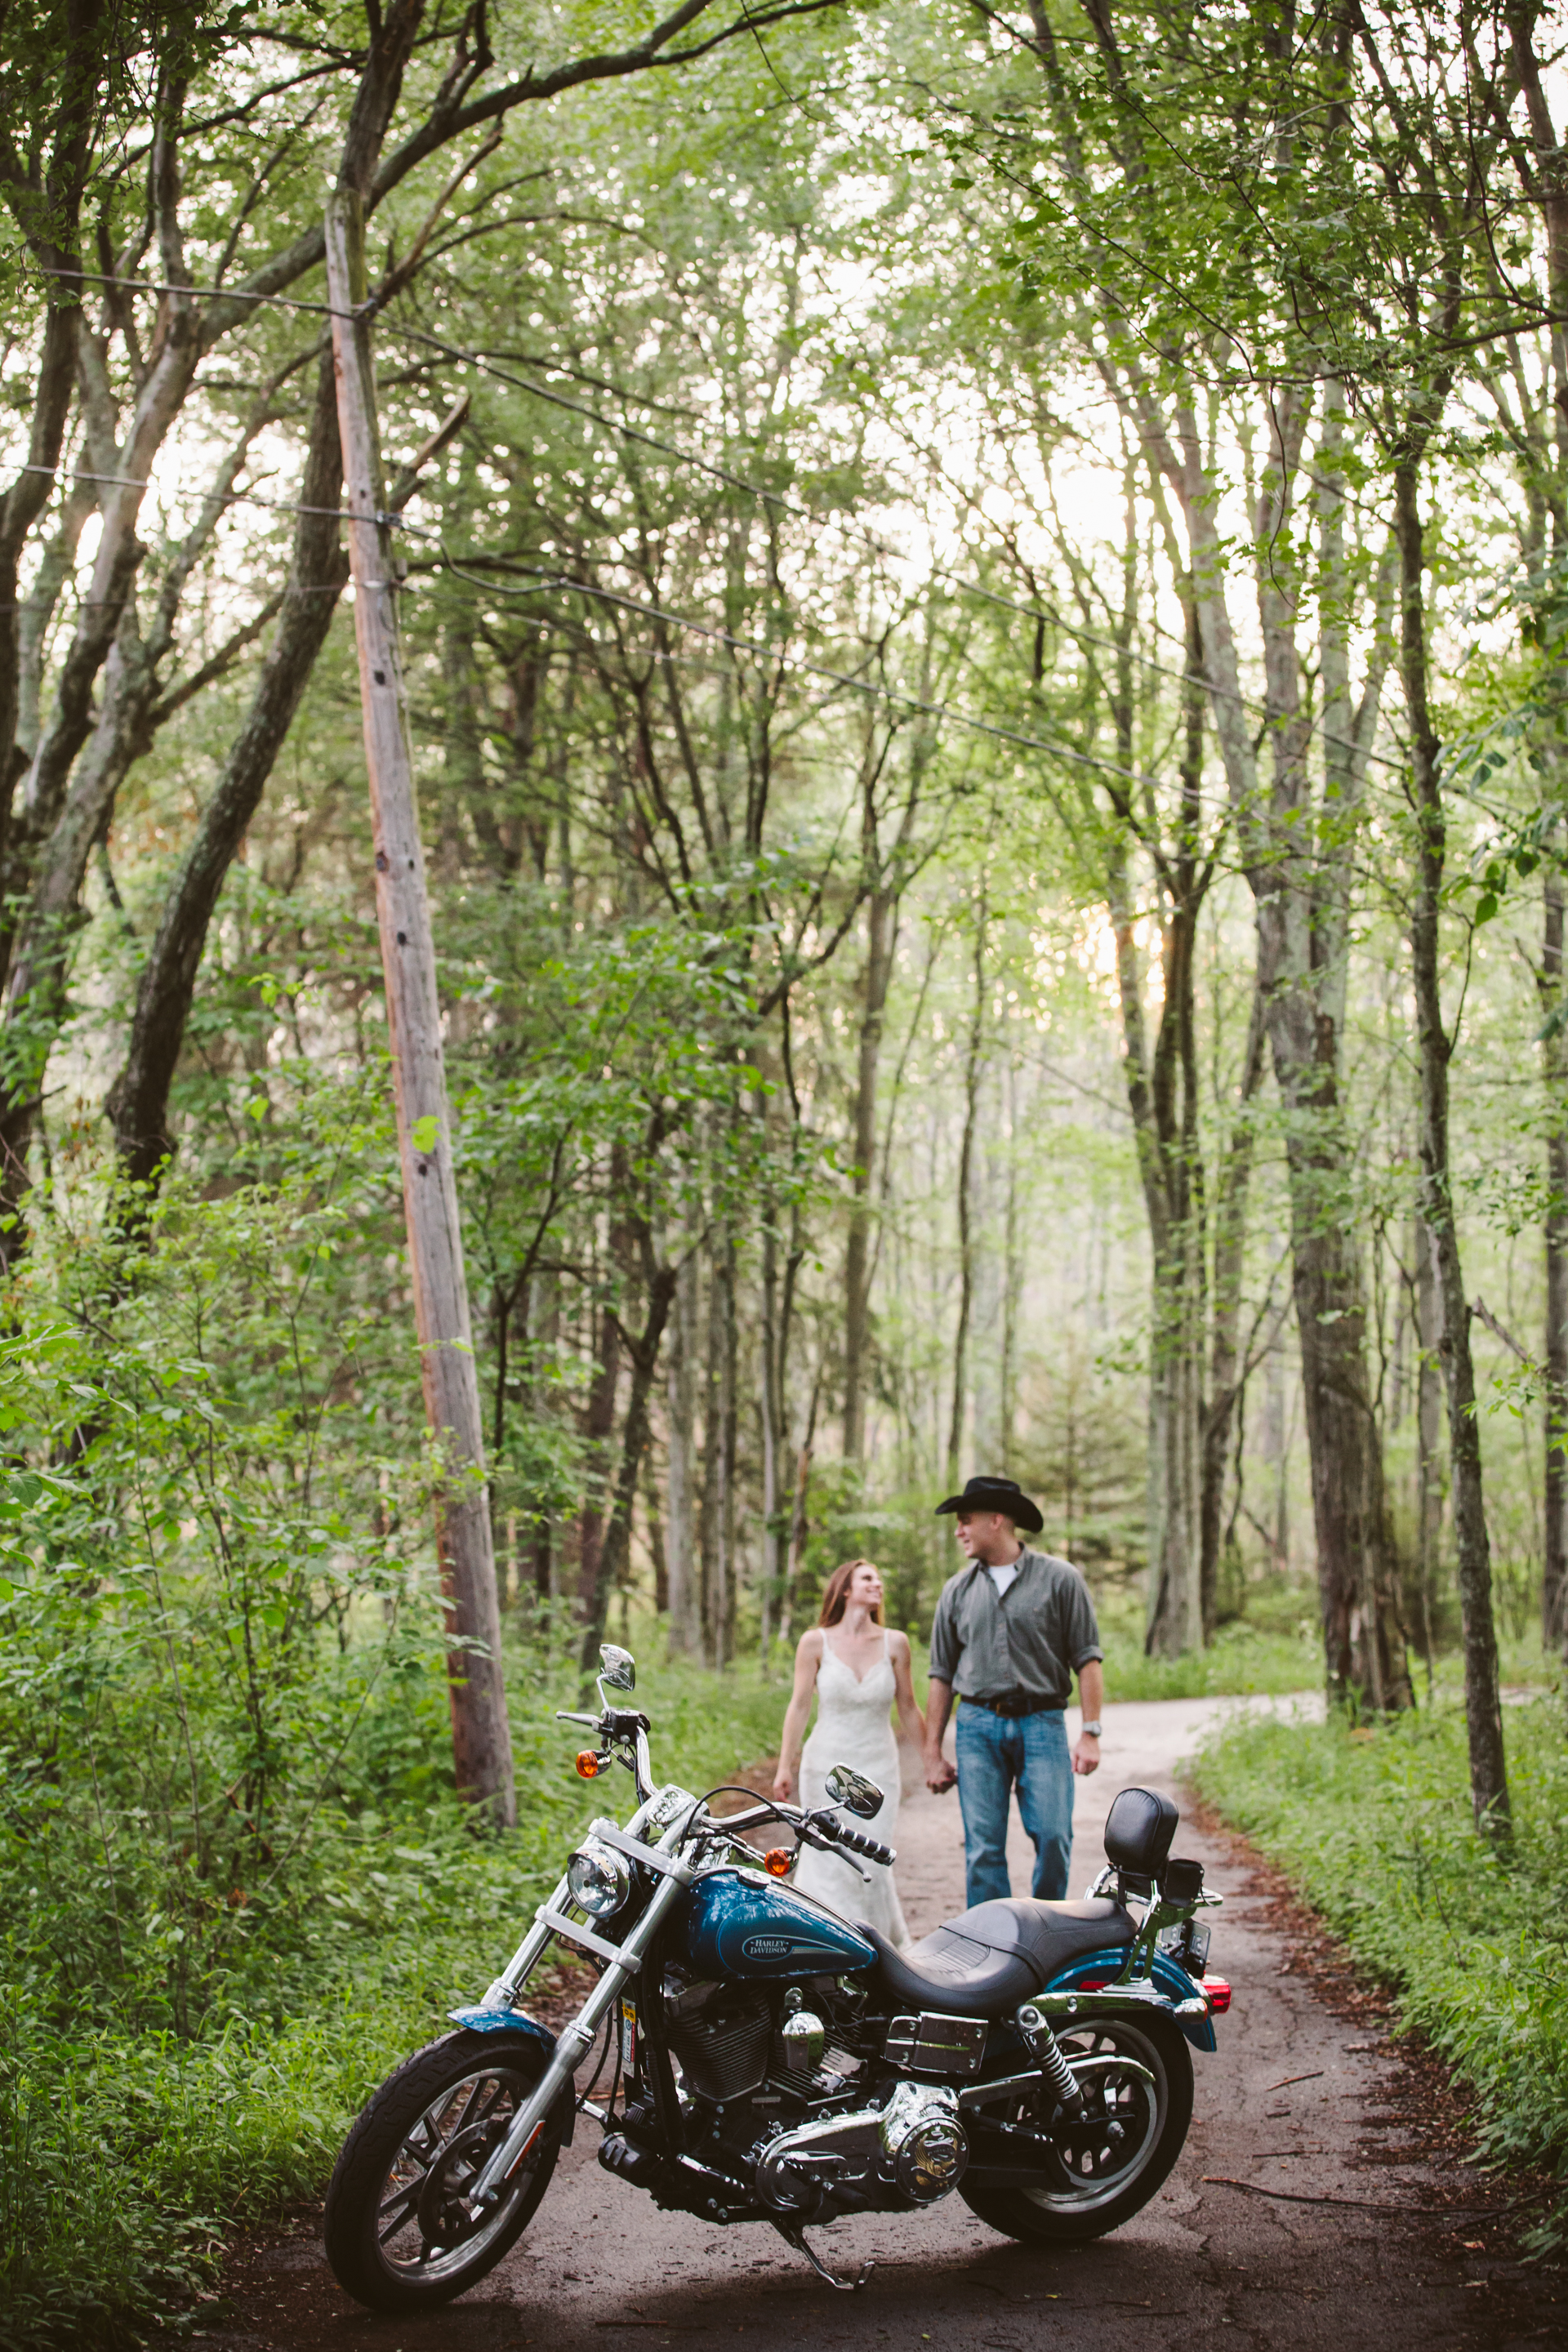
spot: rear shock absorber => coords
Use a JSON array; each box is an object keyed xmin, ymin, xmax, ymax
[{"xmin": 1016, "ymin": 2004, "xmax": 1085, "ymax": 2115}]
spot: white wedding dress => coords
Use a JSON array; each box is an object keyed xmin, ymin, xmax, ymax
[{"xmin": 791, "ymin": 1629, "xmax": 909, "ymax": 1949}]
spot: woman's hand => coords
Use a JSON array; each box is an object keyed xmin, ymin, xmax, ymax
[{"xmin": 773, "ymin": 1764, "xmax": 795, "ymax": 1802}]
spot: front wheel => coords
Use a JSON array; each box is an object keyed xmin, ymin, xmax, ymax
[
  {"xmin": 324, "ymin": 2029, "xmax": 563, "ymax": 2313},
  {"xmin": 960, "ymin": 2011, "xmax": 1193, "ymax": 2245}
]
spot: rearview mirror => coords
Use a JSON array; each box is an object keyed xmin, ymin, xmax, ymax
[
  {"xmin": 598, "ymin": 1645, "xmax": 636, "ymax": 1692},
  {"xmin": 825, "ymin": 1762, "xmax": 883, "ymax": 1820}
]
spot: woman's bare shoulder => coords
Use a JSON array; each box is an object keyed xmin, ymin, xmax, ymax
[
  {"xmin": 796, "ymin": 1626, "xmax": 826, "ymax": 1659},
  {"xmin": 888, "ymin": 1627, "xmax": 912, "ymax": 1659}
]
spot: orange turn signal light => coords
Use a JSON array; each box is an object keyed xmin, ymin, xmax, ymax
[
  {"xmin": 763, "ymin": 1847, "xmax": 792, "ymax": 1877},
  {"xmin": 576, "ymin": 1751, "xmax": 604, "ymax": 1779}
]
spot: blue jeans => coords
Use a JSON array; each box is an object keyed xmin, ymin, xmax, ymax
[{"xmin": 954, "ymin": 1704, "xmax": 1073, "ymax": 1906}]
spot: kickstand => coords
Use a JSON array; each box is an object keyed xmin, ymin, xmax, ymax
[{"xmin": 773, "ymin": 2222, "xmax": 874, "ymax": 2292}]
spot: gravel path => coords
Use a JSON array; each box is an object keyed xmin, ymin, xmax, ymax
[{"xmin": 198, "ymin": 1696, "xmax": 1559, "ymax": 2352}]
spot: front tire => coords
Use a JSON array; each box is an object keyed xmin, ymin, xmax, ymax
[
  {"xmin": 324, "ymin": 2029, "xmax": 563, "ymax": 2313},
  {"xmin": 960, "ymin": 2011, "xmax": 1193, "ymax": 2245}
]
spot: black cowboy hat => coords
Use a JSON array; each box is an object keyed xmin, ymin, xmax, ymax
[{"xmin": 935, "ymin": 1475, "xmax": 1044, "ymax": 1535}]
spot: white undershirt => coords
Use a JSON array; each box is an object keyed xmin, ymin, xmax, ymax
[{"xmin": 987, "ymin": 1558, "xmax": 1022, "ymax": 1602}]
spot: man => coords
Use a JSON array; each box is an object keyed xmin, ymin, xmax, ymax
[{"xmin": 922, "ymin": 1474, "xmax": 1103, "ymax": 1908}]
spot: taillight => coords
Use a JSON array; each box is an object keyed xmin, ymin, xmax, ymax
[{"xmin": 1201, "ymin": 1975, "xmax": 1232, "ymax": 2013}]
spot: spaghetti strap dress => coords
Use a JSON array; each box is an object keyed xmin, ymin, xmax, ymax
[{"xmin": 791, "ymin": 1628, "xmax": 910, "ymax": 1949}]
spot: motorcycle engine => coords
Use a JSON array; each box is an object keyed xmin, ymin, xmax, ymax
[
  {"xmin": 753, "ymin": 2081, "xmax": 968, "ymax": 2219},
  {"xmin": 665, "ymin": 1978, "xmax": 773, "ymax": 2103}
]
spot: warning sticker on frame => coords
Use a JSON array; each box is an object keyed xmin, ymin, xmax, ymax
[{"xmin": 620, "ymin": 1999, "xmax": 637, "ymax": 2067}]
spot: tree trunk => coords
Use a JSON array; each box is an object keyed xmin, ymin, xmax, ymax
[
  {"xmin": 701, "ymin": 1229, "xmax": 737, "ymax": 1668},
  {"xmin": 719, "ymin": 1229, "xmax": 739, "ymax": 1668},
  {"xmin": 1397, "ymin": 455, "xmax": 1509, "ymax": 1831},
  {"xmin": 1123, "ymin": 373, "xmax": 1407, "ymax": 1704},
  {"xmin": 528, "ymin": 1268, "xmax": 557, "ymax": 1602},
  {"xmin": 1000, "ymin": 1054, "xmax": 1022, "ymax": 1475},
  {"xmin": 760, "ymin": 1197, "xmax": 786, "ymax": 1661},
  {"xmin": 777, "ymin": 1366, "xmax": 820, "ymax": 1648},
  {"xmin": 577, "ymin": 1267, "xmax": 679, "ymax": 1678},
  {"xmin": 1200, "ymin": 987, "xmax": 1267, "ymax": 1637},
  {"xmin": 1415, "ymin": 1216, "xmax": 1444, "ymax": 1673},
  {"xmin": 105, "ymin": 353, "xmax": 350, "ymax": 1188},
  {"xmin": 322, "ymin": 176, "xmax": 513, "ymax": 1823},
  {"xmin": 843, "ymin": 881, "xmax": 893, "ymax": 1459},
  {"xmin": 578, "ymin": 1291, "xmax": 622, "ymax": 1616},
  {"xmin": 1543, "ymin": 863, "xmax": 1568, "ymax": 1648},
  {"xmin": 645, "ymin": 1450, "xmax": 669, "ymax": 1615},
  {"xmin": 664, "ymin": 1247, "xmax": 700, "ymax": 1653},
  {"xmin": 947, "ymin": 923, "xmax": 984, "ymax": 1487}
]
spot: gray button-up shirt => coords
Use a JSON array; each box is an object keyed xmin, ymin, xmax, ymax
[{"xmin": 928, "ymin": 1549, "xmax": 1102, "ymax": 1708}]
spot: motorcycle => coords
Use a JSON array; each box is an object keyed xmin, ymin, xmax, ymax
[{"xmin": 324, "ymin": 1645, "xmax": 1231, "ymax": 2311}]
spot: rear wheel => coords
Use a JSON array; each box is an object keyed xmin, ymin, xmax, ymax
[
  {"xmin": 324, "ymin": 2029, "xmax": 562, "ymax": 2313},
  {"xmin": 960, "ymin": 2011, "xmax": 1192, "ymax": 2245}
]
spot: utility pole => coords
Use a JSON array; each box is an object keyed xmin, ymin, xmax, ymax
[{"xmin": 324, "ymin": 183, "xmax": 515, "ymax": 1825}]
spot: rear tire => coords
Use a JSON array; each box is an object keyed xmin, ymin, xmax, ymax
[
  {"xmin": 960, "ymin": 2011, "xmax": 1193, "ymax": 2245},
  {"xmin": 324, "ymin": 2029, "xmax": 563, "ymax": 2313}
]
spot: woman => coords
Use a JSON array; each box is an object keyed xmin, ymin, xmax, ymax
[{"xmin": 773, "ymin": 1559, "xmax": 924, "ymax": 1949}]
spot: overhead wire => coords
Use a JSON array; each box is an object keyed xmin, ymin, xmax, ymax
[
  {"xmin": 19, "ymin": 460, "xmax": 434, "ymax": 536},
  {"xmin": 384, "ymin": 313, "xmax": 1401, "ymax": 774},
  {"xmin": 434, "ymin": 545, "xmax": 1238, "ymax": 809},
  {"xmin": 24, "ymin": 261, "xmax": 1404, "ymax": 781}
]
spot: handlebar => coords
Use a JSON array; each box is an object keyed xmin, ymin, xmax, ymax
[
  {"xmin": 820, "ymin": 1815, "xmax": 895, "ymax": 1869},
  {"xmin": 555, "ymin": 1712, "xmax": 896, "ymax": 1869}
]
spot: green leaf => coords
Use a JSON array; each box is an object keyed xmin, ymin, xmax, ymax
[
  {"xmin": 411, "ymin": 1115, "xmax": 439, "ymax": 1153},
  {"xmin": 1475, "ymin": 893, "xmax": 1499, "ymax": 924}
]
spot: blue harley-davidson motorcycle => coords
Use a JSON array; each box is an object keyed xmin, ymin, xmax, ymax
[{"xmin": 324, "ymin": 1646, "xmax": 1230, "ymax": 2310}]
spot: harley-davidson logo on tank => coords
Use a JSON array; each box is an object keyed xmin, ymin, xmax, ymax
[{"xmin": 679, "ymin": 1867, "xmax": 878, "ymax": 1980}]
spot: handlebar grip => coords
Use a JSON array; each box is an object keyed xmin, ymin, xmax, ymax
[{"xmin": 832, "ymin": 1822, "xmax": 895, "ymax": 1867}]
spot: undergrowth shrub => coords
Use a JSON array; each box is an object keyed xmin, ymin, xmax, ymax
[
  {"xmin": 0, "ymin": 1170, "xmax": 787, "ymax": 2348},
  {"xmin": 0, "ymin": 1637, "xmax": 786, "ymax": 2351},
  {"xmin": 1192, "ymin": 1698, "xmax": 1568, "ymax": 2250}
]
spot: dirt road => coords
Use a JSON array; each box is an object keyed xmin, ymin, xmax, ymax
[{"xmin": 202, "ymin": 1698, "xmax": 1560, "ymax": 2352}]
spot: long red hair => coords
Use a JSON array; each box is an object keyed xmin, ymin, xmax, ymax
[{"xmin": 817, "ymin": 1559, "xmax": 885, "ymax": 1628}]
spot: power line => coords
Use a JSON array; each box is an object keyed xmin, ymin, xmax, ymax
[
  {"xmin": 437, "ymin": 545, "xmax": 1238, "ymax": 808},
  {"xmin": 20, "ymin": 461, "xmax": 428, "ymax": 535},
  {"xmin": 24, "ymin": 261, "xmax": 1402, "ymax": 777},
  {"xmin": 385, "ymin": 318, "xmax": 1401, "ymax": 777}
]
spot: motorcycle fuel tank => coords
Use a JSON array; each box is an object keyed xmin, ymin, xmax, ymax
[{"xmin": 678, "ymin": 1866, "xmax": 877, "ymax": 1980}]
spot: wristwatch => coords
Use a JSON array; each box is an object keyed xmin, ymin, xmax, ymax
[{"xmin": 1080, "ymin": 1721, "xmax": 1102, "ymax": 1738}]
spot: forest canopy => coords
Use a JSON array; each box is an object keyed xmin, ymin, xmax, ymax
[{"xmin": 5, "ymin": 0, "xmax": 1568, "ymax": 2328}]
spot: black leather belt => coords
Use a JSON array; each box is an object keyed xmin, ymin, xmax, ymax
[{"xmin": 962, "ymin": 1691, "xmax": 1058, "ymax": 1719}]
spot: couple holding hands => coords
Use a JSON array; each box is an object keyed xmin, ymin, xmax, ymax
[{"xmin": 772, "ymin": 1476, "xmax": 1107, "ymax": 1949}]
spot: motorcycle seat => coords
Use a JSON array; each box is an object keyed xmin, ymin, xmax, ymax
[{"xmin": 858, "ymin": 1898, "xmax": 1134, "ymax": 2019}]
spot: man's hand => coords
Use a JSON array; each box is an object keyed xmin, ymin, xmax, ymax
[
  {"xmin": 1074, "ymin": 1661, "xmax": 1104, "ymax": 1775},
  {"xmin": 923, "ymin": 1675, "xmax": 957, "ymax": 1792}
]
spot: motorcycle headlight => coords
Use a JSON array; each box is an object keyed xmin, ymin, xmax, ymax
[{"xmin": 568, "ymin": 1839, "xmax": 631, "ymax": 1919}]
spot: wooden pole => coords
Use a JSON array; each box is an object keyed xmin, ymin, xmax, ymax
[{"xmin": 324, "ymin": 185, "xmax": 515, "ymax": 1824}]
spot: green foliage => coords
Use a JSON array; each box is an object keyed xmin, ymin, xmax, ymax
[
  {"xmin": 1098, "ymin": 1597, "xmax": 1320, "ymax": 1701},
  {"xmin": 0, "ymin": 1610, "xmax": 786, "ymax": 2351},
  {"xmin": 1192, "ymin": 1700, "xmax": 1568, "ymax": 2249}
]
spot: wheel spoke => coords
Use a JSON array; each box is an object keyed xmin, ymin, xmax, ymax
[
  {"xmin": 376, "ymin": 2183, "xmax": 421, "ymax": 2244},
  {"xmin": 355, "ymin": 2057, "xmax": 551, "ymax": 2285}
]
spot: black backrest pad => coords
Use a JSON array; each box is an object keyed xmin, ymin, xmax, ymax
[{"xmin": 1103, "ymin": 1785, "xmax": 1178, "ymax": 1874}]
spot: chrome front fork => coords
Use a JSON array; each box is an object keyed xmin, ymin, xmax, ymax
[
  {"xmin": 475, "ymin": 1873, "xmax": 572, "ymax": 2013},
  {"xmin": 471, "ymin": 1866, "xmax": 688, "ymax": 2206}
]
